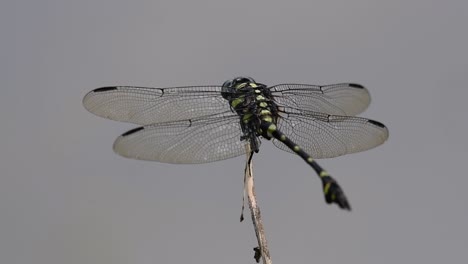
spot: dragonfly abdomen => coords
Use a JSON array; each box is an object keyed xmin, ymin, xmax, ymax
[{"xmin": 259, "ymin": 121, "xmax": 351, "ymax": 210}]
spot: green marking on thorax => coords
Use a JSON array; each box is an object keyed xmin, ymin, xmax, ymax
[
  {"xmin": 231, "ymin": 97, "xmax": 244, "ymax": 108},
  {"xmin": 235, "ymin": 83, "xmax": 247, "ymax": 89},
  {"xmin": 267, "ymin": 124, "xmax": 277, "ymax": 133},
  {"xmin": 260, "ymin": 109, "xmax": 271, "ymax": 116},
  {"xmin": 262, "ymin": 116, "xmax": 272, "ymax": 123},
  {"xmin": 242, "ymin": 113, "xmax": 253, "ymax": 123},
  {"xmin": 259, "ymin": 102, "xmax": 268, "ymax": 108}
]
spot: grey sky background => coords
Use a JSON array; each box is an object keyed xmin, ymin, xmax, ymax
[{"xmin": 1, "ymin": 0, "xmax": 467, "ymax": 263}]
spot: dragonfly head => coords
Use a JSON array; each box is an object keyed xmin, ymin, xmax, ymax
[
  {"xmin": 221, "ymin": 77, "xmax": 256, "ymax": 100},
  {"xmin": 223, "ymin": 77, "xmax": 256, "ymax": 88}
]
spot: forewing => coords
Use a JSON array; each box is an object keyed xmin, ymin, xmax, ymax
[
  {"xmin": 83, "ymin": 86, "xmax": 230, "ymax": 125},
  {"xmin": 272, "ymin": 108, "xmax": 388, "ymax": 159},
  {"xmin": 269, "ymin": 83, "xmax": 371, "ymax": 116},
  {"xmin": 113, "ymin": 113, "xmax": 249, "ymax": 164}
]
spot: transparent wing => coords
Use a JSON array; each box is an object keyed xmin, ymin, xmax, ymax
[
  {"xmin": 113, "ymin": 113, "xmax": 250, "ymax": 164},
  {"xmin": 272, "ymin": 108, "xmax": 388, "ymax": 159},
  {"xmin": 269, "ymin": 83, "xmax": 371, "ymax": 116},
  {"xmin": 83, "ymin": 86, "xmax": 230, "ymax": 125}
]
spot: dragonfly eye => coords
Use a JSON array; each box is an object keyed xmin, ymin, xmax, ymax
[
  {"xmin": 235, "ymin": 77, "xmax": 255, "ymax": 84},
  {"xmin": 222, "ymin": 77, "xmax": 255, "ymax": 88},
  {"xmin": 229, "ymin": 77, "xmax": 256, "ymax": 87},
  {"xmin": 222, "ymin": 79, "xmax": 234, "ymax": 88}
]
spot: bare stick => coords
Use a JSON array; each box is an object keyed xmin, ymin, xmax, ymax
[{"xmin": 244, "ymin": 145, "xmax": 272, "ymax": 264}]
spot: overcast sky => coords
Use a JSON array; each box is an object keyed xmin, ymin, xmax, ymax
[{"xmin": 2, "ymin": 1, "xmax": 468, "ymax": 264}]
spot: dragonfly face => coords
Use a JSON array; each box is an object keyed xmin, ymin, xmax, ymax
[
  {"xmin": 222, "ymin": 76, "xmax": 256, "ymax": 89},
  {"xmin": 221, "ymin": 76, "xmax": 256, "ymax": 100}
]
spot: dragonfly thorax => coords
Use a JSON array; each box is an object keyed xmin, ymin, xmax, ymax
[{"xmin": 221, "ymin": 78, "xmax": 279, "ymax": 151}]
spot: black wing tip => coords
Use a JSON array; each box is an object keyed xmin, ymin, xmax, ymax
[
  {"xmin": 367, "ymin": 119, "xmax": 386, "ymax": 128},
  {"xmin": 121, "ymin": 127, "xmax": 144, "ymax": 137},
  {"xmin": 93, "ymin": 87, "xmax": 118, "ymax": 92},
  {"xmin": 348, "ymin": 83, "xmax": 365, "ymax": 89}
]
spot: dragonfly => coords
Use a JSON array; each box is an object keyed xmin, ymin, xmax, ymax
[{"xmin": 83, "ymin": 77, "xmax": 388, "ymax": 210}]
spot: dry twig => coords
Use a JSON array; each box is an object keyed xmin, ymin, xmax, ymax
[{"xmin": 242, "ymin": 145, "xmax": 272, "ymax": 264}]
